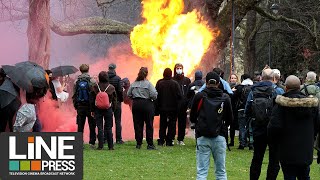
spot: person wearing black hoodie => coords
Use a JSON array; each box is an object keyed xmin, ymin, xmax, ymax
[
  {"xmin": 190, "ymin": 72, "xmax": 233, "ymax": 179},
  {"xmin": 187, "ymin": 70, "xmax": 205, "ymax": 104},
  {"xmin": 173, "ymin": 63, "xmax": 191, "ymax": 145},
  {"xmin": 156, "ymin": 68, "xmax": 182, "ymax": 146},
  {"xmin": 268, "ymin": 75, "xmax": 319, "ymax": 179},
  {"xmin": 107, "ymin": 63, "xmax": 124, "ymax": 144},
  {"xmin": 90, "ymin": 71, "xmax": 117, "ymax": 150}
]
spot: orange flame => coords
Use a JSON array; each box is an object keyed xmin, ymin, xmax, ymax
[{"xmin": 130, "ymin": 0, "xmax": 218, "ymax": 84}]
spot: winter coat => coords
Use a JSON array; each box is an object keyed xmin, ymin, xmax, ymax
[
  {"xmin": 268, "ymin": 90, "xmax": 319, "ymax": 166},
  {"xmin": 155, "ymin": 77, "xmax": 182, "ymax": 112},
  {"xmin": 244, "ymin": 81, "xmax": 284, "ymax": 137},
  {"xmin": 90, "ymin": 82, "xmax": 117, "ymax": 112},
  {"xmin": 232, "ymin": 78, "xmax": 253, "ymax": 110},
  {"xmin": 173, "ymin": 74, "xmax": 191, "ymax": 109},
  {"xmin": 190, "ymin": 87, "xmax": 233, "ymax": 137},
  {"xmin": 300, "ymin": 81, "xmax": 320, "ymax": 100},
  {"xmin": 107, "ymin": 70, "xmax": 123, "ymax": 102},
  {"xmin": 187, "ymin": 79, "xmax": 205, "ymax": 99}
]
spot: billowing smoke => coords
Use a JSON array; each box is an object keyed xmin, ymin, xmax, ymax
[{"xmin": 38, "ymin": 43, "xmax": 160, "ymax": 141}]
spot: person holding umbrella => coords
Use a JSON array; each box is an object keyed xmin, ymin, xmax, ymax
[
  {"xmin": 0, "ymin": 68, "xmax": 21, "ymax": 132},
  {"xmin": 2, "ymin": 61, "xmax": 49, "ymax": 132},
  {"xmin": 51, "ymin": 75, "xmax": 69, "ymax": 107},
  {"xmin": 50, "ymin": 65, "xmax": 79, "ymax": 107}
]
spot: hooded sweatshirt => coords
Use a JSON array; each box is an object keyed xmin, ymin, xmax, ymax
[
  {"xmin": 190, "ymin": 87, "xmax": 233, "ymax": 138},
  {"xmin": 173, "ymin": 64, "xmax": 191, "ymax": 106}
]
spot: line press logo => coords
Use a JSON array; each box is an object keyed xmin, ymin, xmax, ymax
[{"xmin": 0, "ymin": 132, "xmax": 83, "ymax": 180}]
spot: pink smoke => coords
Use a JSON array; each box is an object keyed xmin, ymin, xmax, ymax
[
  {"xmin": 88, "ymin": 43, "xmax": 152, "ymax": 82},
  {"xmin": 38, "ymin": 43, "xmax": 161, "ymax": 142}
]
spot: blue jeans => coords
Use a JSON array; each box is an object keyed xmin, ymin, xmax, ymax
[
  {"xmin": 238, "ymin": 110, "xmax": 247, "ymax": 147},
  {"xmin": 196, "ymin": 136, "xmax": 227, "ymax": 180},
  {"xmin": 281, "ymin": 164, "xmax": 310, "ymax": 180}
]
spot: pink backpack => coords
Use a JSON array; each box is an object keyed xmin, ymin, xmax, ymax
[{"xmin": 95, "ymin": 84, "xmax": 111, "ymax": 109}]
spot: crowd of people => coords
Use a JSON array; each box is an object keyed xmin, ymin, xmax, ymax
[{"xmin": 1, "ymin": 62, "xmax": 320, "ymax": 179}]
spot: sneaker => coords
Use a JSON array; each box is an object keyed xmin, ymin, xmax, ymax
[
  {"xmin": 177, "ymin": 141, "xmax": 185, "ymax": 146},
  {"xmin": 108, "ymin": 147, "xmax": 115, "ymax": 150},
  {"xmin": 96, "ymin": 147, "xmax": 103, "ymax": 150},
  {"xmin": 238, "ymin": 145, "xmax": 245, "ymax": 150},
  {"xmin": 116, "ymin": 140, "xmax": 125, "ymax": 144},
  {"xmin": 147, "ymin": 145, "xmax": 156, "ymax": 150},
  {"xmin": 89, "ymin": 144, "xmax": 96, "ymax": 149},
  {"xmin": 166, "ymin": 141, "xmax": 174, "ymax": 146},
  {"xmin": 228, "ymin": 142, "xmax": 234, "ymax": 147},
  {"xmin": 249, "ymin": 146, "xmax": 254, "ymax": 150},
  {"xmin": 136, "ymin": 145, "xmax": 141, "ymax": 149}
]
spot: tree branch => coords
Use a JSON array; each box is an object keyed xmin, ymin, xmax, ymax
[
  {"xmin": 0, "ymin": 13, "xmax": 28, "ymax": 22},
  {"xmin": 248, "ymin": 17, "xmax": 264, "ymax": 42},
  {"xmin": 254, "ymin": 5, "xmax": 318, "ymax": 49},
  {"xmin": 50, "ymin": 16, "xmax": 133, "ymax": 36}
]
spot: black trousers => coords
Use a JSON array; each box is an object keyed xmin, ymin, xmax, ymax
[
  {"xmin": 132, "ymin": 99, "xmax": 154, "ymax": 146},
  {"xmin": 113, "ymin": 102, "xmax": 122, "ymax": 142},
  {"xmin": 77, "ymin": 106, "xmax": 96, "ymax": 145},
  {"xmin": 95, "ymin": 108, "xmax": 113, "ymax": 149},
  {"xmin": 159, "ymin": 111, "xmax": 177, "ymax": 143},
  {"xmin": 281, "ymin": 164, "xmax": 310, "ymax": 180},
  {"xmin": 177, "ymin": 105, "xmax": 187, "ymax": 141},
  {"xmin": 250, "ymin": 134, "xmax": 280, "ymax": 180}
]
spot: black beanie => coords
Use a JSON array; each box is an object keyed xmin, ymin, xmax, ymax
[{"xmin": 163, "ymin": 68, "xmax": 172, "ymax": 78}]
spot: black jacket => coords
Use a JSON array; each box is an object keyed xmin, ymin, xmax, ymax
[
  {"xmin": 107, "ymin": 70, "xmax": 123, "ymax": 102},
  {"xmin": 268, "ymin": 90, "xmax": 320, "ymax": 166},
  {"xmin": 190, "ymin": 87, "xmax": 233, "ymax": 137},
  {"xmin": 155, "ymin": 77, "xmax": 182, "ymax": 112},
  {"xmin": 173, "ymin": 74, "xmax": 191, "ymax": 109},
  {"xmin": 187, "ymin": 79, "xmax": 205, "ymax": 99}
]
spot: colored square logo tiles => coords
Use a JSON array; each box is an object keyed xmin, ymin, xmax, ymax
[
  {"xmin": 9, "ymin": 161, "xmax": 19, "ymax": 171},
  {"xmin": 28, "ymin": 136, "xmax": 34, "ymax": 143},
  {"xmin": 31, "ymin": 160, "xmax": 41, "ymax": 171},
  {"xmin": 20, "ymin": 160, "xmax": 30, "ymax": 171}
]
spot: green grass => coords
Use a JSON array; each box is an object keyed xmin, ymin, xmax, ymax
[{"xmin": 84, "ymin": 138, "xmax": 320, "ymax": 179}]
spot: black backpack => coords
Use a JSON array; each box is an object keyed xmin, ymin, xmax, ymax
[
  {"xmin": 237, "ymin": 85, "xmax": 252, "ymax": 109},
  {"xmin": 251, "ymin": 86, "xmax": 275, "ymax": 126},
  {"xmin": 196, "ymin": 93, "xmax": 228, "ymax": 138}
]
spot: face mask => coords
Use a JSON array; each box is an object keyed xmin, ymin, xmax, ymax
[{"xmin": 176, "ymin": 69, "xmax": 183, "ymax": 75}]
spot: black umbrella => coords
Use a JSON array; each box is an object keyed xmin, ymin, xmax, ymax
[
  {"xmin": 51, "ymin": 65, "xmax": 78, "ymax": 77},
  {"xmin": 0, "ymin": 78, "xmax": 20, "ymax": 108},
  {"xmin": 2, "ymin": 61, "xmax": 48, "ymax": 93}
]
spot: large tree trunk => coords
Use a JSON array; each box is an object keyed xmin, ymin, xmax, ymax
[
  {"xmin": 199, "ymin": 0, "xmax": 262, "ymax": 73},
  {"xmin": 244, "ymin": 10, "xmax": 257, "ymax": 75},
  {"xmin": 27, "ymin": 0, "xmax": 50, "ymax": 69}
]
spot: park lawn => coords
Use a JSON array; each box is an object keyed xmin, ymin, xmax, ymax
[{"xmin": 84, "ymin": 138, "xmax": 320, "ymax": 179}]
